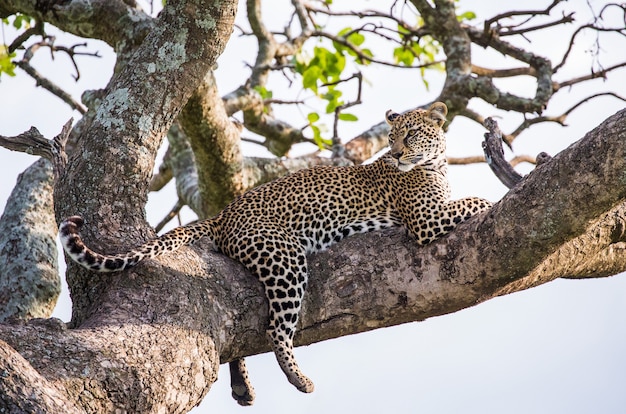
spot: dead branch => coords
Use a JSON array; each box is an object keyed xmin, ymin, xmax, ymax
[
  {"xmin": 498, "ymin": 12, "xmax": 575, "ymax": 37},
  {"xmin": 14, "ymin": 61, "xmax": 87, "ymax": 114},
  {"xmin": 482, "ymin": 117, "xmax": 523, "ymax": 189},
  {"xmin": 554, "ymin": 62, "xmax": 626, "ymax": 90},
  {"xmin": 554, "ymin": 22, "xmax": 626, "ymax": 73},
  {"xmin": 154, "ymin": 200, "xmax": 185, "ymax": 233},
  {"xmin": 507, "ymin": 92, "xmax": 626, "ymax": 144},
  {"xmin": 483, "ymin": 0, "xmax": 565, "ymax": 33},
  {"xmin": 0, "ymin": 119, "xmax": 71, "ymax": 178}
]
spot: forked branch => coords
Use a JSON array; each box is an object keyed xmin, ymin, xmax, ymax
[{"xmin": 0, "ymin": 119, "xmax": 71, "ymax": 177}]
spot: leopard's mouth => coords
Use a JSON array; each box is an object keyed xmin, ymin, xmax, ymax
[{"xmin": 396, "ymin": 161, "xmax": 416, "ymax": 172}]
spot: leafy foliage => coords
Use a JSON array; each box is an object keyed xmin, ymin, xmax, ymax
[
  {"xmin": 0, "ymin": 45, "xmax": 16, "ymax": 78},
  {"xmin": 0, "ymin": 14, "xmax": 34, "ymax": 79}
]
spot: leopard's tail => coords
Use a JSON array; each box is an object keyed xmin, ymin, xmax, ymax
[{"xmin": 59, "ymin": 215, "xmax": 219, "ymax": 272}]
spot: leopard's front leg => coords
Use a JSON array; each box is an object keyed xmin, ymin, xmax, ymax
[{"xmin": 407, "ymin": 197, "xmax": 492, "ymax": 245}]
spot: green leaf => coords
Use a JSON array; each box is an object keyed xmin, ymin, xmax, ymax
[
  {"xmin": 393, "ymin": 47, "xmax": 414, "ymax": 66},
  {"xmin": 337, "ymin": 27, "xmax": 352, "ymax": 37},
  {"xmin": 12, "ymin": 14, "xmax": 33, "ymax": 29},
  {"xmin": 302, "ymin": 66, "xmax": 321, "ymax": 93},
  {"xmin": 322, "ymin": 89, "xmax": 343, "ymax": 113},
  {"xmin": 457, "ymin": 11, "xmax": 477, "ymax": 22},
  {"xmin": 338, "ymin": 113, "xmax": 358, "ymax": 122},
  {"xmin": 0, "ymin": 45, "xmax": 16, "ymax": 78},
  {"xmin": 253, "ymin": 85, "xmax": 273, "ymax": 100},
  {"xmin": 307, "ymin": 112, "xmax": 320, "ymax": 123},
  {"xmin": 347, "ymin": 32, "xmax": 365, "ymax": 47}
]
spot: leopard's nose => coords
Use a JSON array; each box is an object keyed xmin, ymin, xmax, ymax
[{"xmin": 391, "ymin": 150, "xmax": 403, "ymax": 159}]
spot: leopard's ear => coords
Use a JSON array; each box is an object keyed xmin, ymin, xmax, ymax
[
  {"xmin": 426, "ymin": 102, "xmax": 448, "ymax": 127},
  {"xmin": 385, "ymin": 110, "xmax": 401, "ymax": 124}
]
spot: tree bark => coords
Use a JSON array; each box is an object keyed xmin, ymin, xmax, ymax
[{"xmin": 0, "ymin": 159, "xmax": 58, "ymax": 322}]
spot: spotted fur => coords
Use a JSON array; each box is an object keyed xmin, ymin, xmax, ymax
[{"xmin": 59, "ymin": 102, "xmax": 492, "ymax": 404}]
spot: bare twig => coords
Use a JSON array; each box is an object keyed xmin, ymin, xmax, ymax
[
  {"xmin": 554, "ymin": 23, "xmax": 626, "ymax": 73},
  {"xmin": 506, "ymin": 92, "xmax": 626, "ymax": 144},
  {"xmin": 499, "ymin": 13, "xmax": 575, "ymax": 37},
  {"xmin": 327, "ymin": 72, "xmax": 362, "ymax": 157},
  {"xmin": 0, "ymin": 119, "xmax": 72, "ymax": 178},
  {"xmin": 154, "ymin": 200, "xmax": 185, "ymax": 233},
  {"xmin": 482, "ymin": 118, "xmax": 523, "ymax": 189},
  {"xmin": 8, "ymin": 22, "xmax": 44, "ymax": 53},
  {"xmin": 14, "ymin": 61, "xmax": 87, "ymax": 114},
  {"xmin": 483, "ymin": 0, "xmax": 565, "ymax": 33},
  {"xmin": 554, "ymin": 62, "xmax": 626, "ymax": 90}
]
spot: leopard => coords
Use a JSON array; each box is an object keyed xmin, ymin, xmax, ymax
[{"xmin": 59, "ymin": 102, "xmax": 492, "ymax": 405}]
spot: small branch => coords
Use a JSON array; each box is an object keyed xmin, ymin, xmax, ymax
[
  {"xmin": 471, "ymin": 64, "xmax": 535, "ymax": 78},
  {"xmin": 483, "ymin": 0, "xmax": 565, "ymax": 32},
  {"xmin": 313, "ymin": 30, "xmax": 443, "ymax": 69},
  {"xmin": 506, "ymin": 93, "xmax": 626, "ymax": 144},
  {"xmin": 0, "ymin": 119, "xmax": 71, "ymax": 178},
  {"xmin": 482, "ymin": 118, "xmax": 523, "ymax": 189},
  {"xmin": 499, "ymin": 13, "xmax": 575, "ymax": 37},
  {"xmin": 447, "ymin": 155, "xmax": 485, "ymax": 165},
  {"xmin": 554, "ymin": 62, "xmax": 626, "ymax": 90},
  {"xmin": 154, "ymin": 199, "xmax": 185, "ymax": 233},
  {"xmin": 466, "ymin": 27, "xmax": 553, "ymax": 114},
  {"xmin": 7, "ymin": 21, "xmax": 44, "ymax": 54},
  {"xmin": 149, "ymin": 147, "xmax": 174, "ymax": 192},
  {"xmin": 554, "ymin": 23, "xmax": 626, "ymax": 73},
  {"xmin": 330, "ymin": 72, "xmax": 363, "ymax": 157},
  {"xmin": 447, "ymin": 154, "xmax": 535, "ymax": 167},
  {"xmin": 14, "ymin": 61, "xmax": 87, "ymax": 114},
  {"xmin": 510, "ymin": 154, "xmax": 536, "ymax": 167}
]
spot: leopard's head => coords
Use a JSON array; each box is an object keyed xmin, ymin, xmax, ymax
[{"xmin": 385, "ymin": 102, "xmax": 448, "ymax": 172}]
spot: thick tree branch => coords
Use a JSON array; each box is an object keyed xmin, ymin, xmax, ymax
[
  {"xmin": 179, "ymin": 71, "xmax": 244, "ymax": 216},
  {"xmin": 0, "ymin": 159, "xmax": 58, "ymax": 322},
  {"xmin": 0, "ymin": 338, "xmax": 80, "ymax": 413},
  {"xmin": 163, "ymin": 123, "xmax": 203, "ymax": 215},
  {"xmin": 54, "ymin": 0, "xmax": 238, "ymax": 319},
  {"xmin": 0, "ymin": 0, "xmax": 154, "ymax": 57}
]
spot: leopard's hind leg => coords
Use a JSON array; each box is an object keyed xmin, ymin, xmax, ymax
[
  {"xmin": 236, "ymin": 232, "xmax": 314, "ymax": 393},
  {"xmin": 229, "ymin": 358, "xmax": 255, "ymax": 406}
]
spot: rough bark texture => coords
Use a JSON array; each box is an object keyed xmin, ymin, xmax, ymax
[
  {"xmin": 178, "ymin": 71, "xmax": 244, "ymax": 217},
  {"xmin": 54, "ymin": 0, "xmax": 238, "ymax": 324},
  {"xmin": 0, "ymin": 159, "xmax": 59, "ymax": 322}
]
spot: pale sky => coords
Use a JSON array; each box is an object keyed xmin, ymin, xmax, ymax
[{"xmin": 1, "ymin": 1, "xmax": 625, "ymax": 413}]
